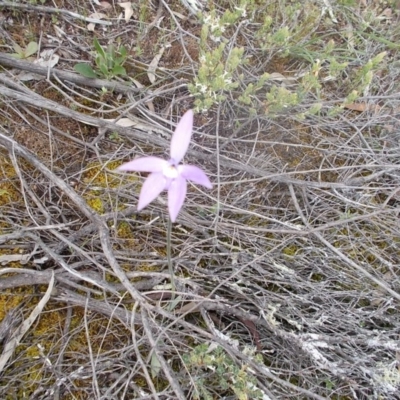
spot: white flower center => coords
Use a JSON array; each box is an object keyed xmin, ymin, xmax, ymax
[{"xmin": 163, "ymin": 164, "xmax": 179, "ymax": 179}]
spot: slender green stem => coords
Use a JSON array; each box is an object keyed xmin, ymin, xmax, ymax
[{"xmin": 166, "ymin": 217, "xmax": 176, "ymax": 294}]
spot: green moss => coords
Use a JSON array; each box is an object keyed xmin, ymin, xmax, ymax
[
  {"xmin": 282, "ymin": 244, "xmax": 300, "ymax": 257},
  {"xmin": 82, "ymin": 161, "xmax": 138, "ymax": 214},
  {"xmin": 0, "ymin": 298, "xmax": 131, "ymax": 397},
  {"xmin": 82, "ymin": 161, "xmax": 126, "ymax": 188},
  {"xmin": 86, "ymin": 196, "xmax": 105, "ymax": 213},
  {"xmin": 0, "ymin": 286, "xmax": 34, "ymax": 322},
  {"xmin": 31, "ymin": 307, "xmax": 64, "ymax": 337},
  {"xmin": 137, "ymin": 263, "xmax": 160, "ymax": 272},
  {"xmin": 0, "ymin": 154, "xmax": 20, "ymax": 207},
  {"xmin": 311, "ymin": 273, "xmax": 325, "ymax": 282},
  {"xmin": 116, "ymin": 221, "xmax": 134, "ymax": 239}
]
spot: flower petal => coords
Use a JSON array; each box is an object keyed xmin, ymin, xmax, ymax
[
  {"xmin": 170, "ymin": 110, "xmax": 193, "ymax": 164},
  {"xmin": 179, "ymin": 165, "xmax": 212, "ymax": 189},
  {"xmin": 118, "ymin": 157, "xmax": 168, "ymax": 173},
  {"xmin": 137, "ymin": 172, "xmax": 166, "ymax": 211},
  {"xmin": 167, "ymin": 176, "xmax": 187, "ymax": 222}
]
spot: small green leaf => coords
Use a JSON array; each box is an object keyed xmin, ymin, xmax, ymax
[
  {"xmin": 12, "ymin": 43, "xmax": 24, "ymax": 56},
  {"xmin": 95, "ymin": 54, "xmax": 103, "ymax": 69},
  {"xmin": 371, "ymin": 51, "xmax": 387, "ymax": 67},
  {"xmin": 150, "ymin": 353, "xmax": 161, "ymax": 378},
  {"xmin": 112, "ymin": 65, "xmax": 126, "ymax": 76},
  {"xmin": 10, "ymin": 53, "xmax": 23, "ymax": 59},
  {"xmin": 25, "ymin": 41, "xmax": 38, "ymax": 57},
  {"xmin": 93, "ymin": 37, "xmax": 106, "ymax": 59},
  {"xmin": 74, "ymin": 63, "xmax": 98, "ymax": 78},
  {"xmin": 106, "ymin": 55, "xmax": 114, "ymax": 70},
  {"xmin": 119, "ymin": 46, "xmax": 127, "ymax": 58},
  {"xmin": 107, "ymin": 44, "xmax": 116, "ymax": 60},
  {"xmin": 99, "ymin": 63, "xmax": 109, "ymax": 78},
  {"xmin": 167, "ymin": 295, "xmax": 182, "ymax": 312}
]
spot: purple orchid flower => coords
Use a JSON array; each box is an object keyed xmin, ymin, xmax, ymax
[{"xmin": 118, "ymin": 110, "xmax": 212, "ymax": 222}]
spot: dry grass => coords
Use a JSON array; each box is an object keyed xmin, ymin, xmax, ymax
[{"xmin": 0, "ymin": 0, "xmax": 400, "ymax": 399}]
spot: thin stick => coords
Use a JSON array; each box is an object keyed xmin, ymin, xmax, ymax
[{"xmin": 167, "ymin": 218, "xmax": 176, "ymax": 293}]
